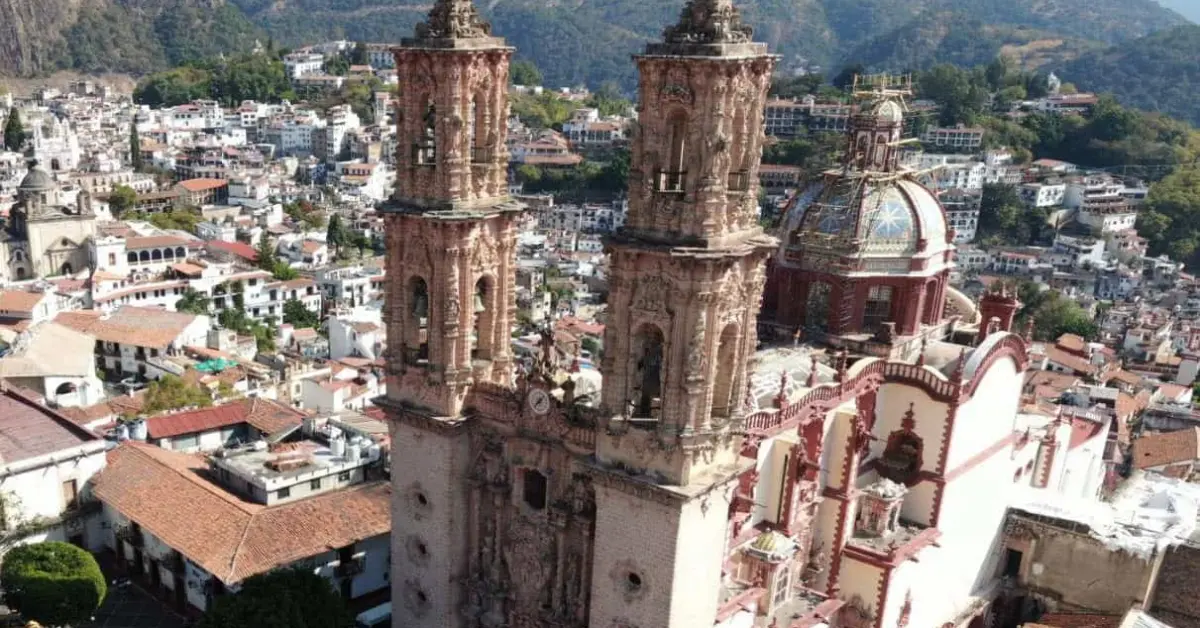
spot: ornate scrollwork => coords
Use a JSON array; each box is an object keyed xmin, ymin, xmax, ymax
[
  {"xmin": 662, "ymin": 0, "xmax": 753, "ymax": 45},
  {"xmin": 415, "ymin": 0, "xmax": 493, "ymax": 40}
]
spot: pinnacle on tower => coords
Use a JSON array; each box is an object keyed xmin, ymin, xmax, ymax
[
  {"xmin": 413, "ymin": 0, "xmax": 493, "ymax": 41},
  {"xmin": 662, "ymin": 0, "xmax": 753, "ymax": 45}
]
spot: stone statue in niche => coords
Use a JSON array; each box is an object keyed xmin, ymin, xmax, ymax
[{"xmin": 686, "ymin": 309, "xmax": 707, "ymax": 376}]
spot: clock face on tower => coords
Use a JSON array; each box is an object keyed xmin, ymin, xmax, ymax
[{"xmin": 527, "ymin": 388, "xmax": 551, "ymax": 416}]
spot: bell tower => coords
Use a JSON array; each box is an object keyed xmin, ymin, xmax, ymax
[
  {"xmin": 589, "ymin": 2, "xmax": 777, "ymax": 627},
  {"xmin": 600, "ymin": 0, "xmax": 776, "ymax": 482},
  {"xmin": 380, "ymin": 2, "xmax": 522, "ymax": 626}
]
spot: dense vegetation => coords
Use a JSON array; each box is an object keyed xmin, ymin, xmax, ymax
[
  {"xmin": 197, "ymin": 568, "xmax": 354, "ymax": 628},
  {"xmin": 135, "ymin": 52, "xmax": 293, "ymax": 108},
  {"xmin": 1016, "ymin": 281, "xmax": 1099, "ymax": 340},
  {"xmin": 213, "ymin": 0, "xmax": 1182, "ymax": 91},
  {"xmin": 62, "ymin": 0, "xmax": 262, "ymax": 74},
  {"xmin": 1, "ymin": 541, "xmax": 107, "ymax": 627},
  {"xmin": 1061, "ymin": 25, "xmax": 1200, "ymax": 126},
  {"xmin": 846, "ymin": 11, "xmax": 1100, "ymax": 72}
]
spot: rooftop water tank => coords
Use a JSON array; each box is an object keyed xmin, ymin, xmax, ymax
[{"xmin": 331, "ymin": 436, "xmax": 346, "ymax": 458}]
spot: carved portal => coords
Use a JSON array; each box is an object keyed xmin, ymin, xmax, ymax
[{"xmin": 466, "ymin": 430, "xmax": 595, "ymax": 628}]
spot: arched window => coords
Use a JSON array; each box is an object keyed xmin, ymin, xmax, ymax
[
  {"xmin": 863, "ymin": 285, "xmax": 894, "ymax": 333},
  {"xmin": 658, "ymin": 111, "xmax": 688, "ymax": 193},
  {"xmin": 879, "ymin": 430, "xmax": 923, "ymax": 486},
  {"xmin": 175, "ymin": 247, "xmax": 186, "ymax": 259},
  {"xmin": 415, "ymin": 100, "xmax": 436, "ymax": 166},
  {"xmin": 138, "ymin": 250, "xmax": 149, "ymax": 262},
  {"xmin": 55, "ymin": 382, "xmax": 77, "ymax": 396},
  {"xmin": 60, "ymin": 263, "xmax": 73, "ymax": 276},
  {"xmin": 127, "ymin": 252, "xmax": 137, "ymax": 263},
  {"xmin": 15, "ymin": 268, "xmax": 26, "ymax": 280},
  {"xmin": 806, "ymin": 282, "xmax": 831, "ymax": 332},
  {"xmin": 164, "ymin": 248, "xmax": 175, "ymax": 259},
  {"xmin": 13, "ymin": 251, "xmax": 23, "ymax": 262},
  {"xmin": 472, "ymin": 276, "xmax": 495, "ymax": 361},
  {"xmin": 151, "ymin": 249, "xmax": 163, "ymax": 261},
  {"xmin": 406, "ymin": 276, "xmax": 430, "ymax": 364},
  {"xmin": 630, "ymin": 324, "xmax": 665, "ymax": 420},
  {"xmin": 50, "ymin": 158, "xmax": 61, "ymax": 171},
  {"xmin": 712, "ymin": 325, "xmax": 739, "ymax": 417}
]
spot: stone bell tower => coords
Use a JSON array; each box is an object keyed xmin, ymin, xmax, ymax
[
  {"xmin": 589, "ymin": 2, "xmax": 777, "ymax": 627},
  {"xmin": 380, "ymin": 2, "xmax": 523, "ymax": 625}
]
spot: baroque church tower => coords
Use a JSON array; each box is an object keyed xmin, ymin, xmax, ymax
[
  {"xmin": 380, "ymin": 1, "xmax": 523, "ymax": 625},
  {"xmin": 591, "ymin": 0, "xmax": 776, "ymax": 626}
]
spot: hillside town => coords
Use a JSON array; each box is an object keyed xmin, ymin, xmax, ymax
[{"xmin": 0, "ymin": 1, "xmax": 1197, "ymax": 628}]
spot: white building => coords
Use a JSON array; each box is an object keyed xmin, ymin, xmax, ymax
[
  {"xmin": 328, "ymin": 307, "xmax": 384, "ymax": 361},
  {"xmin": 921, "ymin": 124, "xmax": 985, "ymax": 151},
  {"xmin": 93, "ymin": 433, "xmax": 390, "ymax": 614},
  {"xmin": 284, "ymin": 53, "xmax": 326, "ymax": 80},
  {"xmin": 55, "ymin": 306, "xmax": 209, "ymax": 381},
  {"xmin": 1019, "ymin": 182, "xmax": 1066, "ymax": 208},
  {"xmin": 0, "ymin": 322, "xmax": 105, "ymax": 408},
  {"xmin": 0, "ymin": 387, "xmax": 109, "ymax": 552}
]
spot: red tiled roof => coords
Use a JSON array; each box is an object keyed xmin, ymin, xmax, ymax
[
  {"xmin": 0, "ymin": 386, "xmax": 98, "ymax": 463},
  {"xmin": 146, "ymin": 398, "xmax": 303, "ymax": 439},
  {"xmin": 125, "ymin": 235, "xmax": 192, "ymax": 250},
  {"xmin": 1043, "ymin": 346, "xmax": 1096, "ymax": 375},
  {"xmin": 1134, "ymin": 428, "xmax": 1200, "ymax": 470},
  {"xmin": 56, "ymin": 306, "xmax": 198, "ymax": 349},
  {"xmin": 92, "ymin": 443, "xmax": 391, "ymax": 584},
  {"xmin": 178, "ymin": 178, "xmax": 228, "ymax": 192},
  {"xmin": 1055, "ymin": 333, "xmax": 1087, "ymax": 355},
  {"xmin": 1068, "ymin": 417, "xmax": 1106, "ymax": 450},
  {"xmin": 0, "ymin": 290, "xmax": 46, "ymax": 314},
  {"xmin": 206, "ymin": 240, "xmax": 259, "ymax": 262}
]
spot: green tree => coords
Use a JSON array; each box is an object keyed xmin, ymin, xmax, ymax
[
  {"xmin": 175, "ymin": 288, "xmax": 211, "ymax": 315},
  {"xmin": 510, "ymin": 60, "xmax": 543, "ymax": 86},
  {"xmin": 832, "ymin": 64, "xmax": 866, "ymax": 90},
  {"xmin": 134, "ymin": 67, "xmax": 214, "ymax": 107},
  {"xmin": 326, "ymin": 214, "xmax": 349, "ymax": 256},
  {"xmin": 1015, "ymin": 281, "xmax": 1098, "ymax": 341},
  {"xmin": 256, "ymin": 232, "xmax": 276, "ymax": 272},
  {"xmin": 143, "ymin": 374, "xmax": 213, "ymax": 414},
  {"xmin": 129, "ymin": 124, "xmax": 144, "ymax": 172},
  {"xmin": 197, "ymin": 568, "xmax": 353, "ymax": 628},
  {"xmin": 1, "ymin": 541, "xmax": 107, "ymax": 627},
  {"xmin": 283, "ymin": 298, "xmax": 320, "ymax": 329},
  {"xmin": 325, "ymin": 55, "xmax": 350, "ymax": 76},
  {"xmin": 108, "ymin": 185, "xmax": 138, "ymax": 216},
  {"xmin": 349, "ymin": 41, "xmax": 369, "ymax": 66},
  {"xmin": 4, "ymin": 108, "xmax": 26, "ymax": 152}
]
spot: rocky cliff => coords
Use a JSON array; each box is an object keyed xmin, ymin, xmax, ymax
[{"xmin": 0, "ymin": 0, "xmax": 94, "ymax": 76}]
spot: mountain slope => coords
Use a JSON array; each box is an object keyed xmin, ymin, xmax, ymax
[
  {"xmin": 845, "ymin": 10, "xmax": 1102, "ymax": 71},
  {"xmin": 0, "ymin": 0, "xmax": 262, "ymax": 76},
  {"xmin": 1061, "ymin": 24, "xmax": 1200, "ymax": 125}
]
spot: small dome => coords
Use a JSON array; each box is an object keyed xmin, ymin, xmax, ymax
[
  {"xmin": 747, "ymin": 530, "xmax": 796, "ymax": 561},
  {"xmin": 18, "ymin": 164, "xmax": 55, "ymax": 193},
  {"xmin": 872, "ymin": 99, "xmax": 904, "ymax": 124}
]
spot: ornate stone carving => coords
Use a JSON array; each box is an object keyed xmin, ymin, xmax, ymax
[
  {"xmin": 505, "ymin": 516, "xmax": 555, "ymax": 614},
  {"xmin": 686, "ymin": 308, "xmax": 708, "ymax": 378},
  {"xmin": 415, "ymin": 0, "xmax": 493, "ymax": 40},
  {"xmin": 662, "ymin": 0, "xmax": 753, "ymax": 45},
  {"xmin": 660, "ymin": 66, "xmax": 694, "ymax": 105},
  {"xmin": 633, "ymin": 275, "xmax": 672, "ymax": 314}
]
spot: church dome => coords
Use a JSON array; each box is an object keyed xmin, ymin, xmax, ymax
[
  {"xmin": 779, "ymin": 174, "xmax": 949, "ymax": 261},
  {"xmin": 18, "ymin": 164, "xmax": 55, "ymax": 193},
  {"xmin": 870, "ymin": 99, "xmax": 904, "ymax": 124}
]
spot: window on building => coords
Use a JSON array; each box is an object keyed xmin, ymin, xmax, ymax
[
  {"xmin": 523, "ymin": 469, "xmax": 547, "ymax": 510},
  {"xmin": 863, "ymin": 285, "xmax": 894, "ymax": 332},
  {"xmin": 175, "ymin": 434, "xmax": 200, "ymax": 450},
  {"xmin": 338, "ymin": 471, "xmax": 351, "ymax": 482},
  {"xmin": 311, "ymin": 478, "xmax": 322, "ymax": 491},
  {"xmin": 278, "ymin": 487, "xmax": 291, "ymax": 499},
  {"xmin": 1003, "ymin": 548, "xmax": 1023, "ymax": 578}
]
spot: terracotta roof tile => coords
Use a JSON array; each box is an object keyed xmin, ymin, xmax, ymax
[
  {"xmin": 0, "ymin": 290, "xmax": 46, "ymax": 314},
  {"xmin": 1056, "ymin": 333, "xmax": 1088, "ymax": 354},
  {"xmin": 92, "ymin": 443, "xmax": 391, "ymax": 584},
  {"xmin": 0, "ymin": 387, "xmax": 99, "ymax": 463},
  {"xmin": 55, "ymin": 306, "xmax": 198, "ymax": 349},
  {"xmin": 1134, "ymin": 428, "xmax": 1200, "ymax": 470},
  {"xmin": 206, "ymin": 240, "xmax": 258, "ymax": 262},
  {"xmin": 125, "ymin": 235, "xmax": 193, "ymax": 250},
  {"xmin": 178, "ymin": 178, "xmax": 228, "ymax": 192},
  {"xmin": 146, "ymin": 398, "xmax": 302, "ymax": 439}
]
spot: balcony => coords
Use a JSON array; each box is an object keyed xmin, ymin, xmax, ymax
[{"xmin": 654, "ymin": 170, "xmax": 686, "ymax": 194}]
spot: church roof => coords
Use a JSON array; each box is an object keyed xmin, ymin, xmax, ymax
[{"xmin": 18, "ymin": 165, "xmax": 55, "ymax": 193}]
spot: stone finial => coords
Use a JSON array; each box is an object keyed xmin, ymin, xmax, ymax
[
  {"xmin": 662, "ymin": 0, "xmax": 753, "ymax": 45},
  {"xmin": 916, "ymin": 336, "xmax": 927, "ymax": 367},
  {"xmin": 774, "ymin": 369, "xmax": 790, "ymax": 409},
  {"xmin": 414, "ymin": 0, "xmax": 492, "ymax": 40},
  {"xmin": 806, "ymin": 355, "xmax": 819, "ymax": 387},
  {"xmin": 900, "ymin": 402, "xmax": 915, "ymax": 431},
  {"xmin": 950, "ymin": 347, "xmax": 967, "ymax": 384}
]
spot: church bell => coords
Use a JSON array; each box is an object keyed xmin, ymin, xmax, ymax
[{"xmin": 412, "ymin": 293, "xmax": 428, "ymax": 318}]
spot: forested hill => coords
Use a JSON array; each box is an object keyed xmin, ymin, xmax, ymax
[
  {"xmin": 844, "ymin": 11, "xmax": 1102, "ymax": 72},
  {"xmin": 1060, "ymin": 25, "xmax": 1200, "ymax": 126},
  {"xmin": 0, "ymin": 0, "xmax": 1190, "ymax": 90}
]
